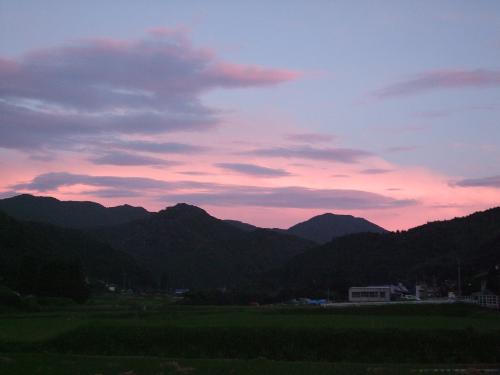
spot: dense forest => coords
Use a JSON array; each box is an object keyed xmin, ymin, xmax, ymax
[
  {"xmin": 1, "ymin": 194, "xmax": 499, "ymax": 302},
  {"xmin": 270, "ymin": 207, "xmax": 500, "ymax": 296},
  {"xmin": 0, "ymin": 211, "xmax": 152, "ymax": 302}
]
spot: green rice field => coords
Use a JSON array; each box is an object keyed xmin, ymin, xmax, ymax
[{"xmin": 1, "ymin": 299, "xmax": 499, "ymax": 374}]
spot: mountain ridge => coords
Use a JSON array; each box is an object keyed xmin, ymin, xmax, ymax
[
  {"xmin": 0, "ymin": 210, "xmax": 153, "ymax": 292},
  {"xmin": 2, "ymin": 194, "xmax": 498, "ymax": 295},
  {"xmin": 93, "ymin": 203, "xmax": 315, "ymax": 289},
  {"xmin": 271, "ymin": 206, "xmax": 500, "ymax": 295},
  {"xmin": 0, "ymin": 194, "xmax": 387, "ymax": 244},
  {"xmin": 286, "ymin": 212, "xmax": 387, "ymax": 243},
  {"xmin": 0, "ymin": 194, "xmax": 150, "ymax": 229},
  {"xmin": 225, "ymin": 213, "xmax": 387, "ymax": 244}
]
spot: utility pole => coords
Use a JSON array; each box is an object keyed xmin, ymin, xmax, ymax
[
  {"xmin": 326, "ymin": 275, "xmax": 331, "ymax": 302},
  {"xmin": 122, "ymin": 269, "xmax": 127, "ymax": 290},
  {"xmin": 457, "ymin": 258, "xmax": 462, "ymax": 297}
]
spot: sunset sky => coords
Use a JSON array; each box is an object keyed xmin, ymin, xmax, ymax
[{"xmin": 1, "ymin": 1, "xmax": 499, "ymax": 230}]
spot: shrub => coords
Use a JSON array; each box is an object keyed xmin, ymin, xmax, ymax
[{"xmin": 0, "ymin": 285, "xmax": 22, "ymax": 307}]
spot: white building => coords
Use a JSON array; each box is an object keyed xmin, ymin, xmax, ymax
[{"xmin": 348, "ymin": 286, "xmax": 391, "ymax": 302}]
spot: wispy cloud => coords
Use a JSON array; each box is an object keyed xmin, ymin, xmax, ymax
[
  {"xmin": 111, "ymin": 140, "xmax": 208, "ymax": 154},
  {"xmin": 385, "ymin": 146, "xmax": 418, "ymax": 153},
  {"xmin": 89, "ymin": 151, "xmax": 182, "ymax": 166},
  {"xmin": 414, "ymin": 104, "xmax": 500, "ymax": 119},
  {"xmin": 177, "ymin": 171, "xmax": 212, "ymax": 176},
  {"xmin": 374, "ymin": 69, "xmax": 500, "ymax": 98},
  {"xmin": 79, "ymin": 189, "xmax": 143, "ymax": 198},
  {"xmin": 11, "ymin": 172, "xmax": 415, "ymax": 210},
  {"xmin": 165, "ymin": 186, "xmax": 416, "ymax": 210},
  {"xmin": 11, "ymin": 172, "xmax": 174, "ymax": 192},
  {"xmin": 360, "ymin": 168, "xmax": 393, "ymax": 174},
  {"xmin": 0, "ymin": 190, "xmax": 19, "ymax": 199},
  {"xmin": 215, "ymin": 163, "xmax": 291, "ymax": 177},
  {"xmin": 455, "ymin": 175, "xmax": 500, "ymax": 189},
  {"xmin": 244, "ymin": 145, "xmax": 372, "ymax": 163},
  {"xmin": 0, "ymin": 30, "xmax": 298, "ymax": 153},
  {"xmin": 285, "ymin": 133, "xmax": 335, "ymax": 143},
  {"xmin": 414, "ymin": 110, "xmax": 452, "ymax": 119}
]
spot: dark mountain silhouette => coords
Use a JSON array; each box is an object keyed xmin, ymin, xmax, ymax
[
  {"xmin": 0, "ymin": 195, "xmax": 385, "ymax": 244},
  {"xmin": 286, "ymin": 213, "xmax": 387, "ymax": 244},
  {"xmin": 224, "ymin": 214, "xmax": 386, "ymax": 244},
  {"xmin": 94, "ymin": 203, "xmax": 314, "ymax": 289},
  {"xmin": 0, "ymin": 194, "xmax": 150, "ymax": 229},
  {"xmin": 0, "ymin": 211, "xmax": 153, "ymax": 293},
  {"xmin": 272, "ymin": 207, "xmax": 500, "ymax": 295},
  {"xmin": 2, "ymin": 194, "xmax": 498, "ymax": 295},
  {"xmin": 223, "ymin": 220, "xmax": 259, "ymax": 232}
]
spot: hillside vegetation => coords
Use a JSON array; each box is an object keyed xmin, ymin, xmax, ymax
[
  {"xmin": 0, "ymin": 211, "xmax": 152, "ymax": 298},
  {"xmin": 95, "ymin": 204, "xmax": 314, "ymax": 289},
  {"xmin": 0, "ymin": 194, "xmax": 150, "ymax": 229},
  {"xmin": 275, "ymin": 207, "xmax": 500, "ymax": 295}
]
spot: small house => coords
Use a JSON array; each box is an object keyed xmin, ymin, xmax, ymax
[{"xmin": 348, "ymin": 286, "xmax": 391, "ymax": 302}]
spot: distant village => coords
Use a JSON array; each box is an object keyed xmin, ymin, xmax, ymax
[{"xmin": 101, "ymin": 267, "xmax": 500, "ymax": 311}]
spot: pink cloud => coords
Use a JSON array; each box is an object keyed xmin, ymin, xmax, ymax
[
  {"xmin": 209, "ymin": 63, "xmax": 300, "ymax": 86},
  {"xmin": 243, "ymin": 145, "xmax": 372, "ymax": 163},
  {"xmin": 454, "ymin": 175, "xmax": 500, "ymax": 189},
  {"xmin": 285, "ymin": 133, "xmax": 335, "ymax": 143},
  {"xmin": 1, "ymin": 32, "xmax": 498, "ymax": 233},
  {"xmin": 374, "ymin": 69, "xmax": 500, "ymax": 98},
  {"xmin": 146, "ymin": 26, "xmax": 192, "ymax": 39},
  {"xmin": 0, "ymin": 29, "xmax": 298, "ymax": 155},
  {"xmin": 0, "ymin": 58, "xmax": 19, "ymax": 75},
  {"xmin": 1, "ymin": 31, "xmax": 298, "ymax": 112},
  {"xmin": 3, "ymin": 154, "xmax": 500, "ymax": 231},
  {"xmin": 1, "ymin": 100, "xmax": 497, "ymax": 233}
]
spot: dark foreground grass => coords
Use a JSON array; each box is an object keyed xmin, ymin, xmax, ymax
[
  {"xmin": 4, "ymin": 325, "xmax": 494, "ymax": 363},
  {"xmin": 1, "ymin": 303, "xmax": 499, "ymax": 367},
  {"xmin": 1, "ymin": 354, "xmax": 499, "ymax": 375}
]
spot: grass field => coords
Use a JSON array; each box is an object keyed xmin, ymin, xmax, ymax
[
  {"xmin": 2, "ymin": 353, "xmax": 500, "ymax": 375},
  {"xmin": 1, "ymin": 299, "xmax": 499, "ymax": 374}
]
